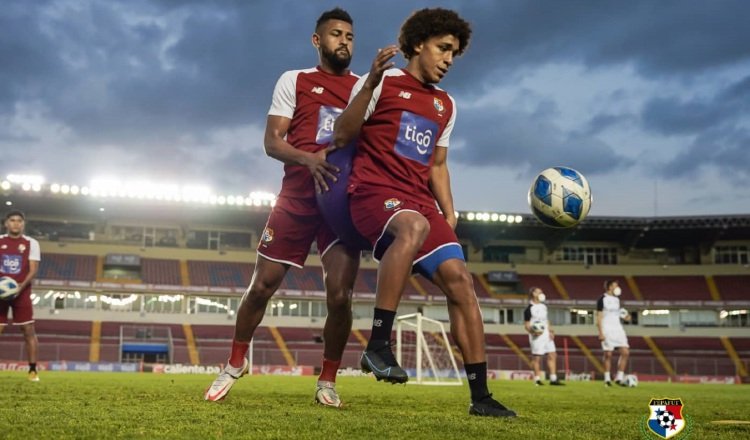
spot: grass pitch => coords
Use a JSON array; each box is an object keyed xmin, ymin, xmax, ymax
[{"xmin": 1, "ymin": 372, "xmax": 749, "ymax": 439}]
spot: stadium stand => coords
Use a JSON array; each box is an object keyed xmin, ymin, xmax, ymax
[
  {"xmin": 517, "ymin": 274, "xmax": 562, "ymax": 299},
  {"xmin": 281, "ymin": 266, "xmax": 325, "ymax": 292},
  {"xmin": 187, "ymin": 260, "xmax": 251, "ymax": 287},
  {"xmin": 635, "ymin": 276, "xmax": 712, "ymax": 301},
  {"xmin": 558, "ymin": 275, "xmax": 635, "ymax": 300},
  {"xmin": 713, "ymin": 275, "xmax": 750, "ymax": 300},
  {"xmin": 651, "ymin": 336, "xmax": 736, "ymax": 375},
  {"xmin": 37, "ymin": 253, "xmax": 97, "ymax": 281},
  {"xmin": 141, "ymin": 258, "xmax": 182, "ymax": 285}
]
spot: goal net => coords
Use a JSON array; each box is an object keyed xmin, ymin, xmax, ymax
[{"xmin": 396, "ymin": 313, "xmax": 462, "ymax": 386}]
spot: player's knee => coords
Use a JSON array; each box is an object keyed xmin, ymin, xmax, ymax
[
  {"xmin": 326, "ymin": 287, "xmax": 352, "ymax": 311},
  {"xmin": 442, "ymin": 270, "xmax": 475, "ymax": 300},
  {"xmin": 399, "ymin": 217, "xmax": 430, "ymax": 248}
]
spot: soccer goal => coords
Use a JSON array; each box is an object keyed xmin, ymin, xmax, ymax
[{"xmin": 396, "ymin": 313, "xmax": 463, "ymax": 386}]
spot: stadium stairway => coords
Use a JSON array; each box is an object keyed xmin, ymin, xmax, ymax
[
  {"xmin": 569, "ymin": 335, "xmax": 605, "ymax": 374},
  {"xmin": 720, "ymin": 336, "xmax": 748, "ymax": 377},
  {"xmin": 642, "ymin": 336, "xmax": 676, "ymax": 376}
]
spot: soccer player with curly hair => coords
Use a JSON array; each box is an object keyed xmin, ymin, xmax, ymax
[{"xmin": 333, "ymin": 8, "xmax": 516, "ymax": 417}]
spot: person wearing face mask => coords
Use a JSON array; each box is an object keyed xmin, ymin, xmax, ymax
[
  {"xmin": 597, "ymin": 280, "xmax": 631, "ymax": 386},
  {"xmin": 523, "ymin": 287, "xmax": 564, "ymax": 386}
]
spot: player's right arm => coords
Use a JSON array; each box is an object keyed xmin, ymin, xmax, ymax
[
  {"xmin": 332, "ymin": 45, "xmax": 398, "ymax": 149},
  {"xmin": 523, "ymin": 306, "xmax": 534, "ymax": 335},
  {"xmin": 596, "ymin": 296, "xmax": 605, "ymax": 341},
  {"xmin": 264, "ymin": 70, "xmax": 339, "ymax": 192},
  {"xmin": 264, "ymin": 115, "xmax": 338, "ymax": 193}
]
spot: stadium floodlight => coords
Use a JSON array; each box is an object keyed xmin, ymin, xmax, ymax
[
  {"xmin": 467, "ymin": 212, "xmax": 475, "ymax": 221},
  {"xmin": 507, "ymin": 216, "xmax": 516, "ymax": 224},
  {"xmin": 70, "ymin": 185, "xmax": 80, "ymax": 195},
  {"xmin": 499, "ymin": 214, "xmax": 507, "ymax": 222},
  {"xmin": 50, "ymin": 183, "xmax": 61, "ymax": 193},
  {"xmin": 81, "ymin": 186, "xmax": 90, "ymax": 195},
  {"xmin": 227, "ymin": 195, "xmax": 236, "ymax": 205},
  {"xmin": 490, "ymin": 213, "xmax": 499, "ymax": 221},
  {"xmin": 32, "ymin": 183, "xmax": 42, "ymax": 192},
  {"xmin": 5, "ymin": 201, "xmax": 11, "ymax": 206},
  {"xmin": 217, "ymin": 196, "xmax": 226, "ymax": 205},
  {"xmin": 0, "ymin": 181, "xmax": 10, "ymax": 190},
  {"xmin": 515, "ymin": 215, "xmax": 523, "ymax": 223},
  {"xmin": 7, "ymin": 174, "xmax": 45, "ymax": 185},
  {"xmin": 61, "ymin": 184, "xmax": 70, "ymax": 194},
  {"xmin": 22, "ymin": 183, "xmax": 31, "ymax": 191}
]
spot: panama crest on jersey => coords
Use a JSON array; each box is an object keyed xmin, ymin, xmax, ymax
[
  {"xmin": 433, "ymin": 97, "xmax": 444, "ymax": 113},
  {"xmin": 647, "ymin": 398, "xmax": 687, "ymax": 439},
  {"xmin": 261, "ymin": 228, "xmax": 274, "ymax": 244},
  {"xmin": 383, "ymin": 198, "xmax": 402, "ymax": 211}
]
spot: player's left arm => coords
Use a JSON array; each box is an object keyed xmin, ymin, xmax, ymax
[{"xmin": 429, "ymin": 146, "xmax": 457, "ymax": 229}]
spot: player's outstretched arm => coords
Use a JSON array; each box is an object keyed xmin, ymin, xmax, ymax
[
  {"xmin": 332, "ymin": 45, "xmax": 398, "ymax": 149},
  {"xmin": 264, "ymin": 115, "xmax": 339, "ymax": 193}
]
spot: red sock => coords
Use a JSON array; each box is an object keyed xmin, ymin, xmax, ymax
[
  {"xmin": 318, "ymin": 358, "xmax": 341, "ymax": 383},
  {"xmin": 229, "ymin": 339, "xmax": 249, "ymax": 368}
]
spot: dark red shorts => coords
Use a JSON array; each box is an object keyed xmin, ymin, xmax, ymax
[
  {"xmin": 349, "ymin": 187, "xmax": 464, "ymax": 278},
  {"xmin": 0, "ymin": 288, "xmax": 34, "ymax": 325},
  {"xmin": 256, "ymin": 195, "xmax": 338, "ymax": 268}
]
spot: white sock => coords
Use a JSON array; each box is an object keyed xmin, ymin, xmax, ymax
[
  {"xmin": 550, "ymin": 374, "xmax": 557, "ymax": 382},
  {"xmin": 604, "ymin": 372, "xmax": 611, "ymax": 382},
  {"xmin": 616, "ymin": 371, "xmax": 625, "ymax": 382},
  {"xmin": 534, "ymin": 375, "xmax": 541, "ymax": 382}
]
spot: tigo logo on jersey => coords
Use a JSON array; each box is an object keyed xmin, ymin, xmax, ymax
[
  {"xmin": 395, "ymin": 111, "xmax": 439, "ymax": 165},
  {"xmin": 2, "ymin": 255, "xmax": 22, "ymax": 275},
  {"xmin": 261, "ymin": 228, "xmax": 274, "ymax": 244},
  {"xmin": 316, "ymin": 106, "xmax": 344, "ymax": 144},
  {"xmin": 383, "ymin": 198, "xmax": 402, "ymax": 211},
  {"xmin": 644, "ymin": 398, "xmax": 689, "ymax": 439},
  {"xmin": 433, "ymin": 97, "xmax": 445, "ymax": 113},
  {"xmin": 311, "ymin": 86, "xmax": 324, "ymax": 95}
]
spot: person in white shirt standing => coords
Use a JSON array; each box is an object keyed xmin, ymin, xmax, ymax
[
  {"xmin": 524, "ymin": 287, "xmax": 564, "ymax": 386},
  {"xmin": 597, "ymin": 280, "xmax": 631, "ymax": 386}
]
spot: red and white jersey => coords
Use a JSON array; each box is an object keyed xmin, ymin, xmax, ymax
[
  {"xmin": 0, "ymin": 234, "xmax": 40, "ymax": 294},
  {"xmin": 268, "ymin": 66, "xmax": 359, "ymax": 199},
  {"xmin": 347, "ymin": 68, "xmax": 456, "ymax": 206}
]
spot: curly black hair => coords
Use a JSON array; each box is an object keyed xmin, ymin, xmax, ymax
[
  {"xmin": 316, "ymin": 7, "xmax": 353, "ymax": 32},
  {"xmin": 399, "ymin": 8, "xmax": 472, "ymax": 60}
]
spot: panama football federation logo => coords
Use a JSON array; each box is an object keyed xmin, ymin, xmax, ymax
[
  {"xmin": 261, "ymin": 228, "xmax": 274, "ymax": 244},
  {"xmin": 18, "ymin": 244, "xmax": 26, "ymax": 253},
  {"xmin": 383, "ymin": 198, "xmax": 402, "ymax": 211},
  {"xmin": 433, "ymin": 97, "xmax": 444, "ymax": 113},
  {"xmin": 644, "ymin": 398, "xmax": 689, "ymax": 439}
]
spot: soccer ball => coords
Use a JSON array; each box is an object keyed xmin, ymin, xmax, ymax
[
  {"xmin": 0, "ymin": 276, "xmax": 20, "ymax": 301},
  {"xmin": 528, "ymin": 166, "xmax": 592, "ymax": 228},
  {"xmin": 624, "ymin": 374, "xmax": 638, "ymax": 387},
  {"xmin": 530, "ymin": 320, "xmax": 546, "ymax": 334},
  {"xmin": 619, "ymin": 308, "xmax": 630, "ymax": 319},
  {"xmin": 657, "ymin": 410, "xmax": 675, "ymax": 428}
]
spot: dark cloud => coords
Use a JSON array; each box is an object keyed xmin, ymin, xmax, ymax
[
  {"xmin": 0, "ymin": 0, "xmax": 749, "ymax": 208},
  {"xmin": 451, "ymin": 104, "xmax": 634, "ymax": 177},
  {"xmin": 661, "ymin": 127, "xmax": 750, "ymax": 181}
]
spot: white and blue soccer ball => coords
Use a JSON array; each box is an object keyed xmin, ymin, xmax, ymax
[
  {"xmin": 619, "ymin": 307, "xmax": 630, "ymax": 319},
  {"xmin": 528, "ymin": 166, "xmax": 592, "ymax": 228},
  {"xmin": 530, "ymin": 320, "xmax": 546, "ymax": 334},
  {"xmin": 624, "ymin": 374, "xmax": 638, "ymax": 387},
  {"xmin": 0, "ymin": 276, "xmax": 20, "ymax": 301}
]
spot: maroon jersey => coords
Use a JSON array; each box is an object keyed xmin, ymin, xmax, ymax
[
  {"xmin": 0, "ymin": 234, "xmax": 40, "ymax": 296},
  {"xmin": 268, "ymin": 67, "xmax": 359, "ymax": 200},
  {"xmin": 347, "ymin": 68, "xmax": 456, "ymax": 206}
]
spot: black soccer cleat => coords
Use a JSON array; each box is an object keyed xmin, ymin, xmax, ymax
[
  {"xmin": 615, "ymin": 380, "xmax": 628, "ymax": 387},
  {"xmin": 360, "ymin": 340, "xmax": 408, "ymax": 384},
  {"xmin": 469, "ymin": 394, "xmax": 517, "ymax": 418},
  {"xmin": 535, "ymin": 380, "xmax": 544, "ymax": 386},
  {"xmin": 549, "ymin": 380, "xmax": 565, "ymax": 386},
  {"xmin": 604, "ymin": 380, "xmax": 612, "ymax": 387}
]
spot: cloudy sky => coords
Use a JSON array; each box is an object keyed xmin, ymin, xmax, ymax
[{"xmin": 1, "ymin": 0, "xmax": 749, "ymax": 217}]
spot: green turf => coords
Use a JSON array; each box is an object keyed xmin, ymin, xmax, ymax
[{"xmin": 0, "ymin": 372, "xmax": 748, "ymax": 439}]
